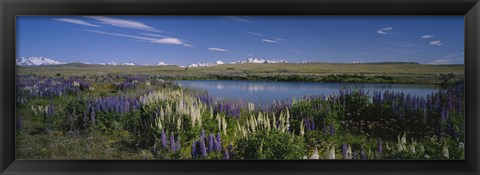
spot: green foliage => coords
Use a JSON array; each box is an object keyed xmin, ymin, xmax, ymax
[{"xmin": 236, "ymin": 130, "xmax": 305, "ymax": 159}]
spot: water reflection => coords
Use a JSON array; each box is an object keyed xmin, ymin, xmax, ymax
[{"xmin": 176, "ymin": 80, "xmax": 439, "ymax": 106}]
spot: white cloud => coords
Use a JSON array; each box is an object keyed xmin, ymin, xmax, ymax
[
  {"xmin": 80, "ymin": 29, "xmax": 185, "ymax": 45},
  {"xmin": 262, "ymin": 39, "xmax": 281, "ymax": 44},
  {"xmin": 228, "ymin": 16, "xmax": 250, "ymax": 22},
  {"xmin": 84, "ymin": 16, "xmax": 161, "ymax": 32},
  {"xmin": 208, "ymin": 48, "xmax": 228, "ymax": 52},
  {"xmin": 377, "ymin": 30, "xmax": 388, "ymax": 34},
  {"xmin": 246, "ymin": 31, "xmax": 264, "ymax": 36},
  {"xmin": 140, "ymin": 33, "xmax": 167, "ymax": 38},
  {"xmin": 429, "ymin": 40, "xmax": 443, "ymax": 46},
  {"xmin": 151, "ymin": 38, "xmax": 183, "ymax": 45},
  {"xmin": 421, "ymin": 35, "xmax": 433, "ymax": 39},
  {"xmin": 377, "ymin": 27, "xmax": 393, "ymax": 35},
  {"xmin": 53, "ymin": 18, "xmax": 101, "ymax": 27},
  {"xmin": 183, "ymin": 43, "xmax": 194, "ymax": 47},
  {"xmin": 273, "ymin": 37, "xmax": 286, "ymax": 41},
  {"xmin": 429, "ymin": 59, "xmax": 452, "ymax": 64}
]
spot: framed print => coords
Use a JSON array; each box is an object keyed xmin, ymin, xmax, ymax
[{"xmin": 1, "ymin": 0, "xmax": 479, "ymax": 174}]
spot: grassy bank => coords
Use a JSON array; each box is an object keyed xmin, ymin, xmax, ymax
[{"xmin": 17, "ymin": 63, "xmax": 464, "ymax": 85}]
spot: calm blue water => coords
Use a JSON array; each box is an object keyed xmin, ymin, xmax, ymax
[{"xmin": 175, "ymin": 80, "xmax": 439, "ymax": 106}]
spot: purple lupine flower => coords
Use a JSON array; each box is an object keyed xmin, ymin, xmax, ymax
[
  {"xmin": 440, "ymin": 106, "xmax": 447, "ymax": 121},
  {"xmin": 224, "ymin": 150, "xmax": 230, "ymax": 160},
  {"xmin": 161, "ymin": 130, "xmax": 168, "ymax": 149},
  {"xmin": 360, "ymin": 147, "xmax": 367, "ymax": 160},
  {"xmin": 227, "ymin": 144, "xmax": 233, "ymax": 151},
  {"xmin": 215, "ymin": 133, "xmax": 222, "ymax": 151},
  {"xmin": 377, "ymin": 138, "xmax": 383, "ymax": 154},
  {"xmin": 16, "ymin": 115, "xmax": 23, "ymax": 130},
  {"xmin": 305, "ymin": 119, "xmax": 311, "ymax": 132},
  {"xmin": 199, "ymin": 138, "xmax": 207, "ymax": 157},
  {"xmin": 330, "ymin": 123, "xmax": 335, "ymax": 136},
  {"xmin": 90, "ymin": 111, "xmax": 95, "ymax": 125},
  {"xmin": 201, "ymin": 130, "xmax": 206, "ymax": 139},
  {"xmin": 170, "ymin": 133, "xmax": 176, "ymax": 151},
  {"xmin": 353, "ymin": 151, "xmax": 358, "ymax": 160},
  {"xmin": 191, "ymin": 141, "xmax": 198, "ymax": 158},
  {"xmin": 342, "ymin": 144, "xmax": 348, "ymax": 159},
  {"xmin": 176, "ymin": 140, "xmax": 181, "ymax": 152},
  {"xmin": 208, "ymin": 134, "xmax": 215, "ymax": 153},
  {"xmin": 310, "ymin": 118, "xmax": 315, "ymax": 131}
]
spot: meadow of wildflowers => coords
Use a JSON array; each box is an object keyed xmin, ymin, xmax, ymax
[{"xmin": 15, "ymin": 74, "xmax": 465, "ymax": 160}]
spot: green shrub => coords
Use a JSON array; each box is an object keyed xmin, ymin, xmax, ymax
[{"xmin": 236, "ymin": 130, "xmax": 305, "ymax": 159}]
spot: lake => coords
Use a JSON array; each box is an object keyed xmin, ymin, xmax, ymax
[{"xmin": 175, "ymin": 80, "xmax": 440, "ymax": 106}]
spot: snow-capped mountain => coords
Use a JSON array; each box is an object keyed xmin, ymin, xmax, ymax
[
  {"xmin": 188, "ymin": 62, "xmax": 216, "ymax": 68},
  {"xmin": 72, "ymin": 61, "xmax": 90, "ymax": 64},
  {"xmin": 121, "ymin": 62, "xmax": 137, "ymax": 66},
  {"xmin": 16, "ymin": 57, "xmax": 66, "ymax": 66},
  {"xmin": 187, "ymin": 60, "xmax": 224, "ymax": 68},
  {"xmin": 231, "ymin": 58, "xmax": 287, "ymax": 64},
  {"xmin": 157, "ymin": 61, "xmax": 170, "ymax": 66},
  {"xmin": 99, "ymin": 62, "xmax": 118, "ymax": 66}
]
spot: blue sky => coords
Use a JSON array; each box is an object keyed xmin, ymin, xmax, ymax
[{"xmin": 16, "ymin": 16, "xmax": 464, "ymax": 66}]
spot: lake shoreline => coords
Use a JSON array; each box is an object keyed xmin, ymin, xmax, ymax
[{"xmin": 17, "ymin": 63, "xmax": 464, "ymax": 86}]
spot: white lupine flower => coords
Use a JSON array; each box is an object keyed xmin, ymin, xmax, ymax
[
  {"xmin": 409, "ymin": 145, "xmax": 416, "ymax": 154},
  {"xmin": 459, "ymin": 142, "xmax": 464, "ymax": 149},
  {"xmin": 424, "ymin": 154, "xmax": 430, "ymax": 159},
  {"xmin": 176, "ymin": 117, "xmax": 182, "ymax": 131},
  {"xmin": 31, "ymin": 105, "xmax": 37, "ymax": 115},
  {"xmin": 443, "ymin": 145, "xmax": 449, "ymax": 158},
  {"xmin": 300, "ymin": 119, "xmax": 305, "ymax": 137},
  {"xmin": 217, "ymin": 113, "xmax": 222, "ymax": 131},
  {"xmin": 401, "ymin": 133, "xmax": 407, "ymax": 145},
  {"xmin": 222, "ymin": 116, "xmax": 227, "ymax": 135},
  {"xmin": 326, "ymin": 146, "xmax": 336, "ymax": 159},
  {"xmin": 310, "ymin": 147, "xmax": 319, "ymax": 159},
  {"xmin": 247, "ymin": 102, "xmax": 255, "ymax": 112}
]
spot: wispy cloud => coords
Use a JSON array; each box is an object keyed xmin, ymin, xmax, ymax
[
  {"xmin": 429, "ymin": 58, "xmax": 452, "ymax": 64},
  {"xmin": 53, "ymin": 18, "xmax": 101, "ymax": 27},
  {"xmin": 208, "ymin": 48, "xmax": 228, "ymax": 52},
  {"xmin": 84, "ymin": 16, "xmax": 161, "ymax": 32},
  {"xmin": 421, "ymin": 35, "xmax": 433, "ymax": 39},
  {"xmin": 246, "ymin": 31, "xmax": 264, "ymax": 36},
  {"xmin": 228, "ymin": 16, "xmax": 250, "ymax": 22},
  {"xmin": 80, "ymin": 29, "xmax": 185, "ymax": 45},
  {"xmin": 262, "ymin": 39, "xmax": 281, "ymax": 44},
  {"xmin": 429, "ymin": 40, "xmax": 443, "ymax": 46},
  {"xmin": 273, "ymin": 37, "xmax": 286, "ymax": 41},
  {"xmin": 377, "ymin": 27, "xmax": 393, "ymax": 35},
  {"xmin": 140, "ymin": 33, "xmax": 167, "ymax": 38}
]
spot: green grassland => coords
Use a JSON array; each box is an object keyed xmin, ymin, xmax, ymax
[{"xmin": 17, "ymin": 62, "xmax": 464, "ymax": 84}]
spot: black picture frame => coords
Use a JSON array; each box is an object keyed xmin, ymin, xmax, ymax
[{"xmin": 1, "ymin": 0, "xmax": 479, "ymax": 174}]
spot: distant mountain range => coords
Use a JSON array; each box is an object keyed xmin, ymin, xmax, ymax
[
  {"xmin": 187, "ymin": 58, "xmax": 287, "ymax": 67},
  {"xmin": 16, "ymin": 56, "xmax": 424, "ymax": 67},
  {"xmin": 16, "ymin": 57, "xmax": 290, "ymax": 67},
  {"xmin": 16, "ymin": 57, "xmax": 66, "ymax": 66}
]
